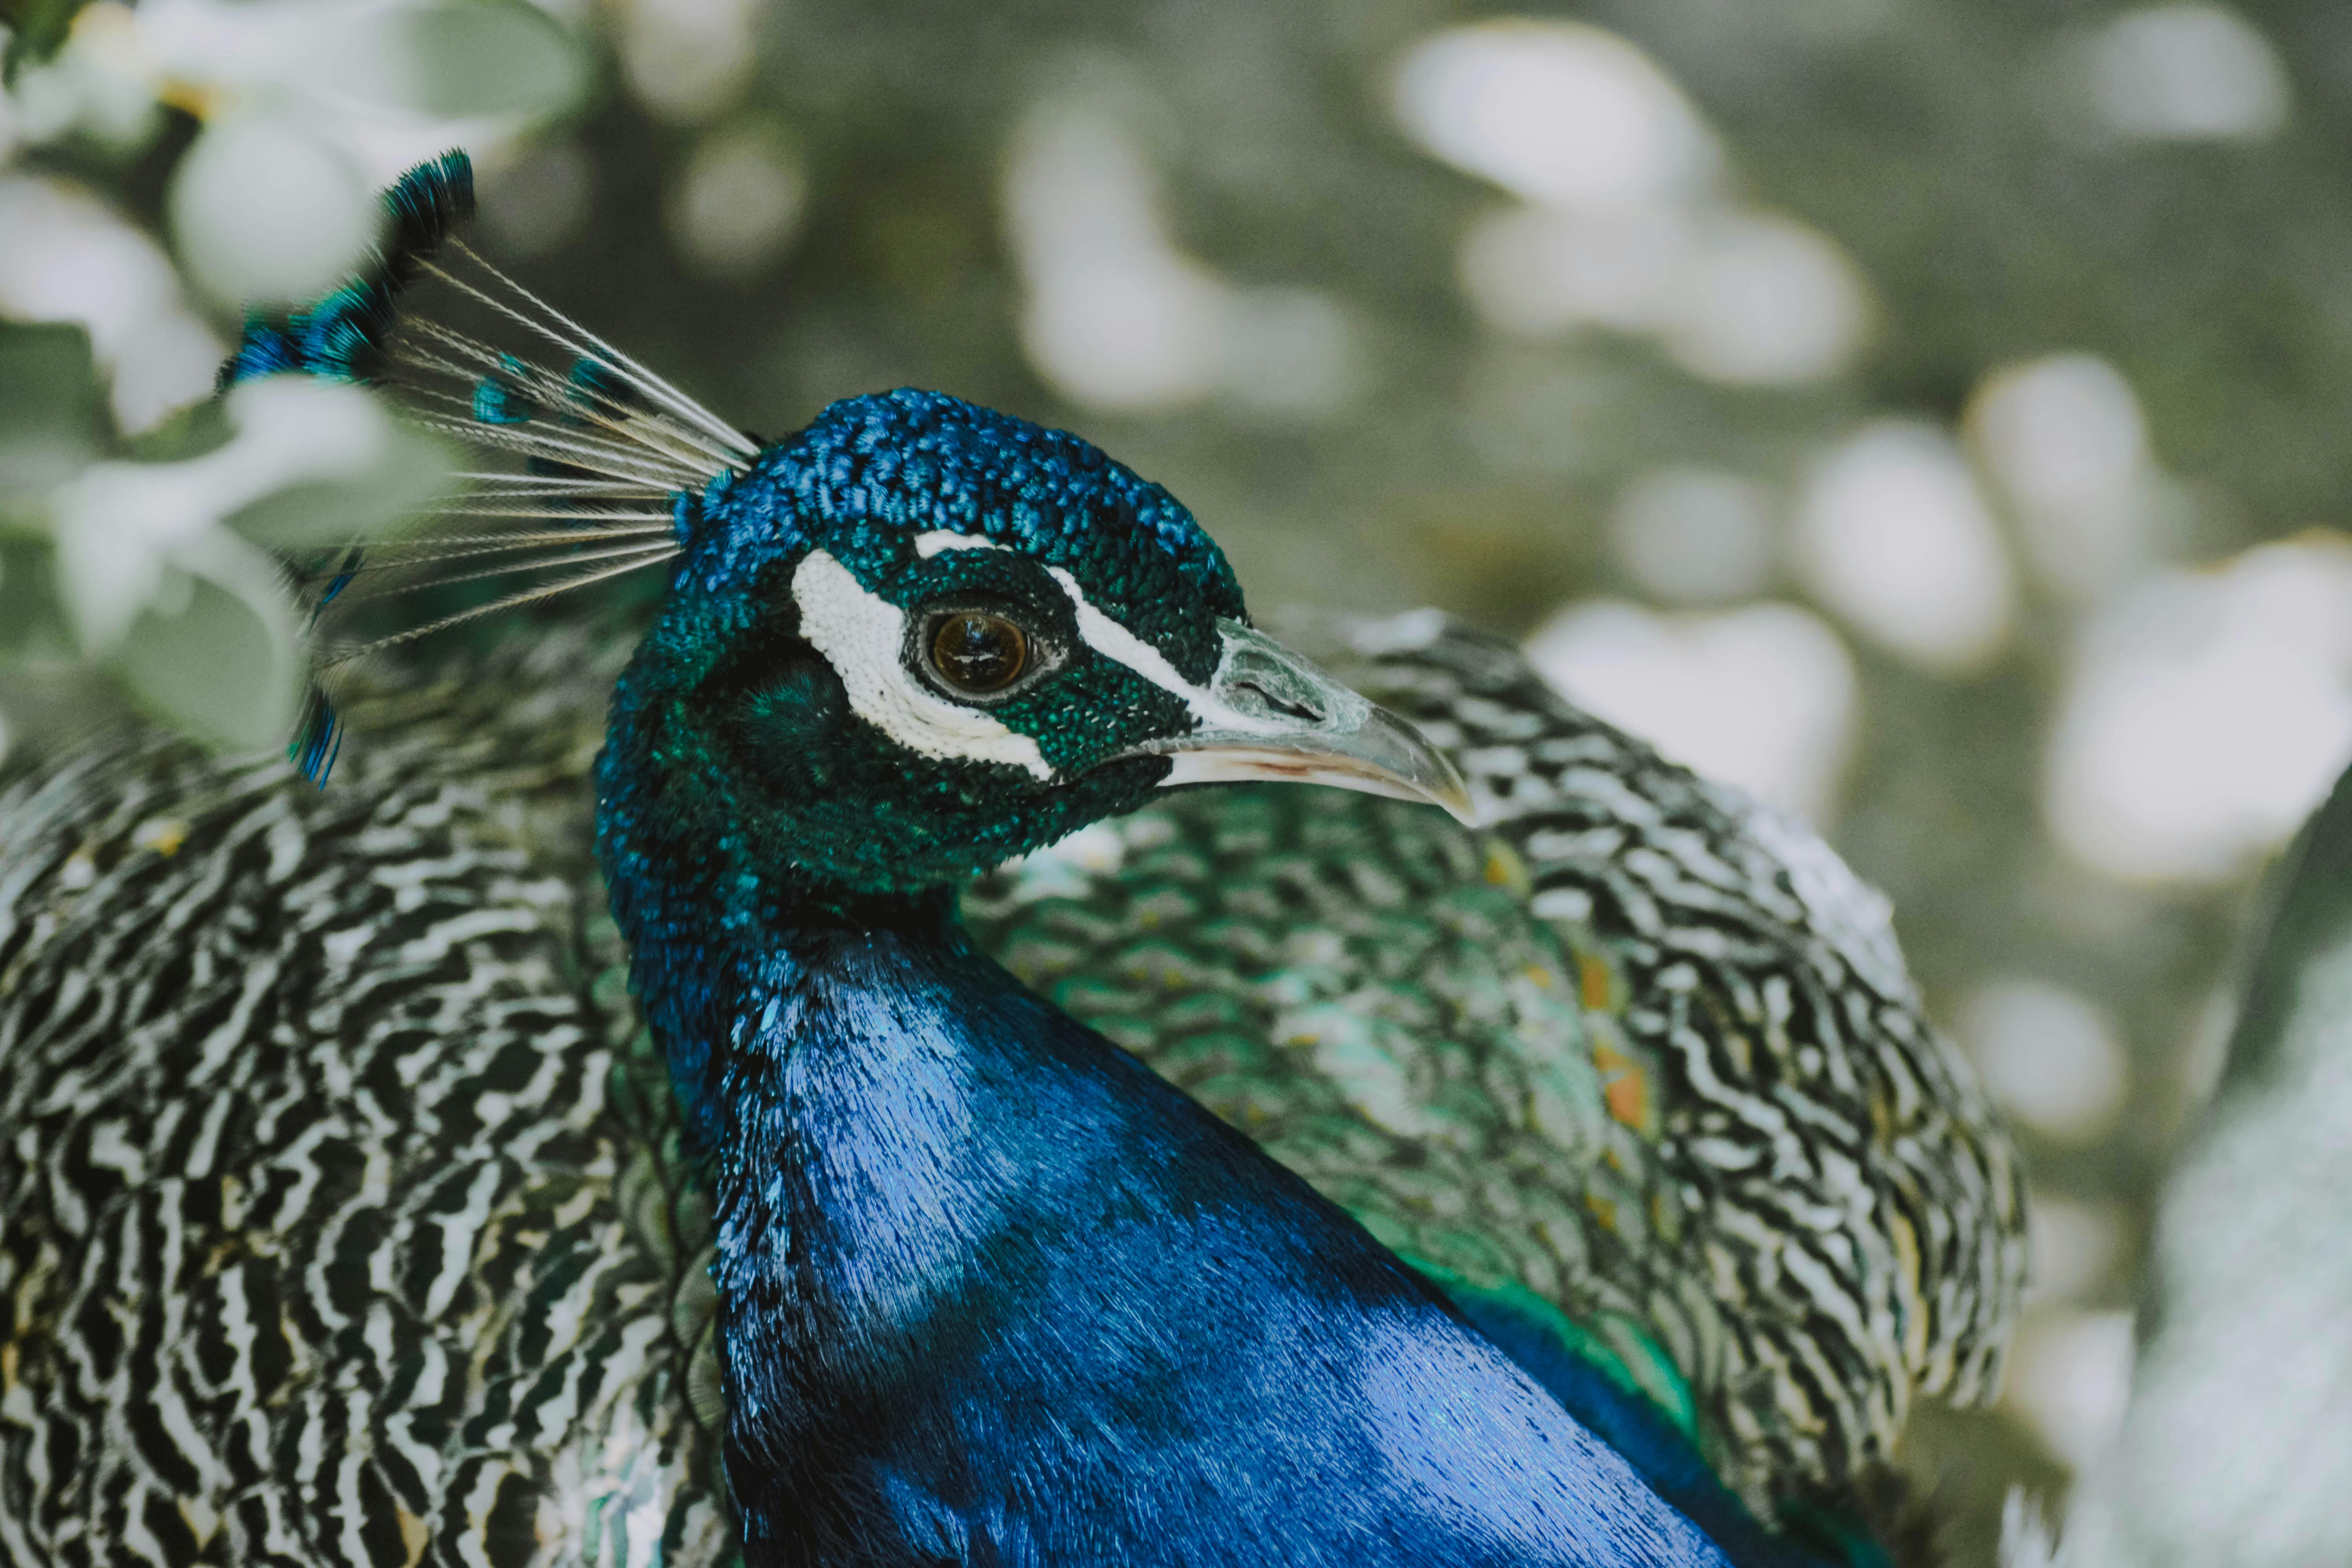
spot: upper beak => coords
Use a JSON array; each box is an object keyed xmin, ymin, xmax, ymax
[{"xmin": 1117, "ymin": 620, "xmax": 1478, "ymax": 828}]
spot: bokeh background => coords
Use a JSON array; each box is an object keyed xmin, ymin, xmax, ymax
[{"xmin": 5, "ymin": 0, "xmax": 2350, "ymax": 1556}]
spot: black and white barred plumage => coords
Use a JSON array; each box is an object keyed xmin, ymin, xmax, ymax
[
  {"xmin": 0, "ymin": 640, "xmax": 726, "ymax": 1568},
  {"xmin": 0, "ymin": 618, "xmax": 2023, "ymax": 1566},
  {"xmin": 1293, "ymin": 613, "xmax": 2023, "ymax": 1494}
]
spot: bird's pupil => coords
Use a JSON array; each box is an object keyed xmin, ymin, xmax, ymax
[{"xmin": 931, "ymin": 612, "xmax": 1027, "ymax": 693}]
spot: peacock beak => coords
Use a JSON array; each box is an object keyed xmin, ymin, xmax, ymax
[{"xmin": 1118, "ymin": 620, "xmax": 1478, "ymax": 828}]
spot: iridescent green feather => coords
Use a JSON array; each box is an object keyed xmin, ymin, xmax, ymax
[{"xmin": 962, "ymin": 785, "xmax": 1719, "ymax": 1459}]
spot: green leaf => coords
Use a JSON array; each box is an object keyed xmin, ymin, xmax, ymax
[
  {"xmin": 114, "ymin": 560, "xmax": 301, "ymax": 751},
  {"xmin": 125, "ymin": 397, "xmax": 236, "ymax": 467},
  {"xmin": 223, "ymin": 421, "xmax": 456, "ymax": 548},
  {"xmin": 0, "ymin": 0, "xmax": 96, "ymax": 82},
  {"xmin": 0, "ymin": 321, "xmax": 107, "ymax": 499},
  {"xmin": 0, "ymin": 539, "xmax": 71, "ymax": 659},
  {"xmin": 323, "ymin": 0, "xmax": 589, "ymax": 121}
]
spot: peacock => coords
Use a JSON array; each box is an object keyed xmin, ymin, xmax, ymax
[{"xmin": 0, "ymin": 153, "xmax": 2025, "ymax": 1568}]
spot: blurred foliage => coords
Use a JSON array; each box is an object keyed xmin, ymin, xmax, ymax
[
  {"xmin": 0, "ymin": 323, "xmax": 100, "ymax": 663},
  {"xmin": 0, "ymin": 0, "xmax": 92, "ymax": 81},
  {"xmin": 0, "ymin": 321, "xmax": 103, "ymax": 498},
  {"xmin": 0, "ymin": 0, "xmax": 569, "ymax": 749}
]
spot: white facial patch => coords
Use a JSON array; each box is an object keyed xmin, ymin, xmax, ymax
[
  {"xmin": 1044, "ymin": 566, "xmax": 1291, "ymax": 737},
  {"xmin": 791, "ymin": 550, "xmax": 1054, "ymax": 780}
]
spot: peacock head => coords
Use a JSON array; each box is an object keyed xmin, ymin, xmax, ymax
[
  {"xmin": 599, "ymin": 387, "xmax": 1472, "ymax": 907},
  {"xmin": 220, "ymin": 149, "xmax": 1466, "ymax": 916}
]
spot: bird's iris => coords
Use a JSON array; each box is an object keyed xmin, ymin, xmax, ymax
[{"xmin": 928, "ymin": 610, "xmax": 1030, "ymax": 695}]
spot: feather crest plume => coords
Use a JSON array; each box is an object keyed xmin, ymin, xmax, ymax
[{"xmin": 221, "ymin": 149, "xmax": 755, "ymax": 784}]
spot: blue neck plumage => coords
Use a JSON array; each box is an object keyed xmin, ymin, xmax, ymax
[
  {"xmin": 606, "ymin": 854, "xmax": 962, "ymax": 1162},
  {"xmin": 594, "ymin": 741, "xmax": 1782, "ymax": 1567}
]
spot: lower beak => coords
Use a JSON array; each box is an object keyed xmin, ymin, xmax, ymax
[{"xmin": 1117, "ymin": 621, "xmax": 1478, "ymax": 828}]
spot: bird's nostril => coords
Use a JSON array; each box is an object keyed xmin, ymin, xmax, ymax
[{"xmin": 1232, "ymin": 679, "xmax": 1323, "ymax": 724}]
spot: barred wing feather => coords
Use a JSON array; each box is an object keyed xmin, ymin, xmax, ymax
[{"xmin": 0, "ymin": 618, "xmax": 2023, "ymax": 1565}]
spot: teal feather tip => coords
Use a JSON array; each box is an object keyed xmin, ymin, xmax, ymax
[
  {"xmin": 219, "ymin": 148, "xmax": 477, "ymax": 390},
  {"xmin": 384, "ymin": 149, "xmax": 475, "ymax": 259},
  {"xmin": 473, "ymin": 354, "xmax": 539, "ymax": 425},
  {"xmin": 288, "ymin": 686, "xmax": 344, "ymax": 789}
]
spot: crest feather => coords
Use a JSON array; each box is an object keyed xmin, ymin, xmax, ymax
[{"xmin": 218, "ymin": 149, "xmax": 752, "ymax": 785}]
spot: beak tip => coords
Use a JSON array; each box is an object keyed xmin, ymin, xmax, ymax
[{"xmin": 1423, "ymin": 765, "xmax": 1481, "ymax": 829}]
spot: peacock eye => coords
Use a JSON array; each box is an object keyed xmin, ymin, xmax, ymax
[{"xmin": 927, "ymin": 610, "xmax": 1030, "ymax": 695}]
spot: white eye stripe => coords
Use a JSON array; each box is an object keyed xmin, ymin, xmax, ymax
[
  {"xmin": 791, "ymin": 550, "xmax": 1054, "ymax": 780},
  {"xmin": 1044, "ymin": 566, "xmax": 1287, "ymax": 736}
]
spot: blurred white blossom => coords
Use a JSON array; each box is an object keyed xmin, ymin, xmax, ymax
[
  {"xmin": 620, "ymin": 0, "xmax": 759, "ymax": 124},
  {"xmin": 97, "ymin": 0, "xmax": 587, "ymax": 179},
  {"xmin": 1661, "ymin": 212, "xmax": 1869, "ymax": 387},
  {"xmin": 2081, "ymin": 3, "xmax": 2288, "ymax": 143},
  {"xmin": 1458, "ymin": 204, "xmax": 1692, "ymax": 337},
  {"xmin": 48, "ymin": 377, "xmax": 424, "ymax": 746},
  {"xmin": 2, "ymin": 0, "xmax": 586, "ymax": 423},
  {"xmin": 1461, "ymin": 203, "xmax": 1868, "ymax": 386},
  {"xmin": 54, "ymin": 377, "xmax": 387, "ymax": 638},
  {"xmin": 1006, "ymin": 97, "xmax": 1226, "ymax": 410},
  {"xmin": 1795, "ymin": 421, "xmax": 2015, "ymax": 673},
  {"xmin": 1969, "ymin": 354, "xmax": 2155, "ymax": 598},
  {"xmin": 2, "ymin": 5, "xmax": 159, "ymax": 150},
  {"xmin": 2046, "ymin": 536, "xmax": 2352, "ymax": 884},
  {"xmin": 1961, "ymin": 980, "xmax": 2131, "ymax": 1144},
  {"xmin": 1391, "ymin": 20, "xmax": 1717, "ymax": 211},
  {"xmin": 1609, "ymin": 466, "xmax": 1778, "ymax": 604},
  {"xmin": 0, "ymin": 173, "xmax": 221, "ymax": 432},
  {"xmin": 1004, "ymin": 89, "xmax": 1356, "ymax": 417},
  {"xmin": 670, "ymin": 118, "xmax": 808, "ymax": 278},
  {"xmin": 1220, "ymin": 287, "xmax": 1360, "ymax": 418},
  {"xmin": 1412, "ymin": 19, "xmax": 1867, "ymax": 386},
  {"xmin": 1525, "ymin": 598, "xmax": 1857, "ymax": 825},
  {"xmin": 2006, "ymin": 1308, "xmax": 2136, "ymax": 1470},
  {"xmin": 170, "ymin": 107, "xmax": 380, "ymax": 307}
]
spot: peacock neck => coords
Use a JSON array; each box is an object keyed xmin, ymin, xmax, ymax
[
  {"xmin": 589, "ymin": 717, "xmax": 1757, "ymax": 1568},
  {"xmin": 602, "ymin": 837, "xmax": 1057, "ymax": 1561},
  {"xmin": 613, "ymin": 860, "xmax": 969, "ymax": 1159}
]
